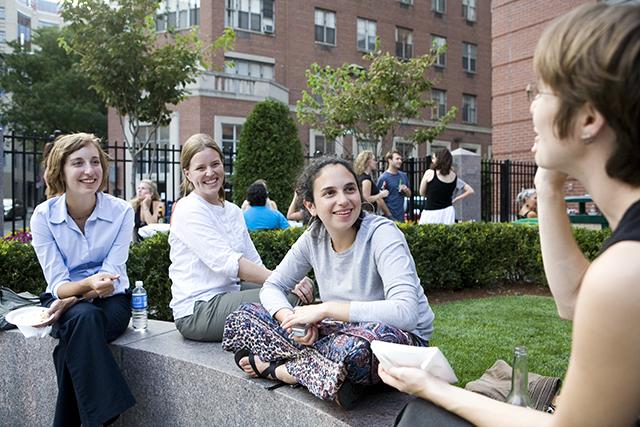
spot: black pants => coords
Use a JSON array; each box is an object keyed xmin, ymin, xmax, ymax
[
  {"xmin": 395, "ymin": 398, "xmax": 474, "ymax": 427},
  {"xmin": 44, "ymin": 293, "xmax": 136, "ymax": 427}
]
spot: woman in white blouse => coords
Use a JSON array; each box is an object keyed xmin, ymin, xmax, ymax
[{"xmin": 169, "ymin": 134, "xmax": 313, "ymax": 342}]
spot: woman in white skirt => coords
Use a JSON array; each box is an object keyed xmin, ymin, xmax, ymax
[{"xmin": 418, "ymin": 149, "xmax": 474, "ymax": 225}]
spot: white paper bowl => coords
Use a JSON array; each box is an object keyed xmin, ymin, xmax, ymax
[{"xmin": 5, "ymin": 306, "xmax": 52, "ymax": 338}]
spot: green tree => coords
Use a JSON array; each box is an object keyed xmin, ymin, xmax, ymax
[
  {"xmin": 60, "ymin": 0, "xmax": 234, "ymax": 196},
  {"xmin": 0, "ymin": 27, "xmax": 107, "ymax": 137},
  {"xmin": 296, "ymin": 43, "xmax": 457, "ymax": 153},
  {"xmin": 233, "ymin": 100, "xmax": 303, "ymax": 211}
]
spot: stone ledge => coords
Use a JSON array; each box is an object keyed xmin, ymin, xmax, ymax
[{"xmin": 0, "ymin": 320, "xmax": 410, "ymax": 426}]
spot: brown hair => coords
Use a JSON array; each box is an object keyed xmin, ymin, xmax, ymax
[
  {"xmin": 534, "ymin": 3, "xmax": 640, "ymax": 185},
  {"xmin": 384, "ymin": 150, "xmax": 402, "ymax": 163},
  {"xmin": 432, "ymin": 148, "xmax": 453, "ymax": 175},
  {"xmin": 180, "ymin": 133, "xmax": 226, "ymax": 199},
  {"xmin": 44, "ymin": 133, "xmax": 109, "ymax": 198}
]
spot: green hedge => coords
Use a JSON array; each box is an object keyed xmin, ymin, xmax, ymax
[{"xmin": 0, "ymin": 224, "xmax": 611, "ymax": 321}]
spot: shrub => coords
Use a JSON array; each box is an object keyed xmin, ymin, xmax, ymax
[
  {"xmin": 0, "ymin": 223, "xmax": 611, "ymax": 321},
  {"xmin": 232, "ymin": 99, "xmax": 304, "ymax": 212}
]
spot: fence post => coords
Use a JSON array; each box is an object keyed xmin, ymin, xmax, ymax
[
  {"xmin": 499, "ymin": 159, "xmax": 512, "ymax": 222},
  {"xmin": 406, "ymin": 158, "xmax": 416, "ymax": 221}
]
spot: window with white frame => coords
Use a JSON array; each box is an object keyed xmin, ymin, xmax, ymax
[
  {"xmin": 462, "ymin": 42, "xmax": 477, "ymax": 73},
  {"xmin": 313, "ymin": 134, "xmax": 335, "ymax": 156},
  {"xmin": 356, "ymin": 139, "xmax": 378, "ymax": 155},
  {"xmin": 357, "ymin": 18, "xmax": 376, "ymax": 52},
  {"xmin": 225, "ymin": 58, "xmax": 274, "ymax": 80},
  {"xmin": 432, "ymin": 0, "xmax": 446, "ymax": 14},
  {"xmin": 395, "ymin": 27, "xmax": 413, "ymax": 60},
  {"xmin": 394, "ymin": 140, "xmax": 416, "ymax": 159},
  {"xmin": 156, "ymin": 0, "xmax": 200, "ymax": 32},
  {"xmin": 0, "ymin": 6, "xmax": 5, "ymax": 20},
  {"xmin": 315, "ymin": 9, "xmax": 336, "ymax": 45},
  {"xmin": 428, "ymin": 140, "xmax": 451, "ymax": 155},
  {"xmin": 138, "ymin": 125, "xmax": 171, "ymax": 177},
  {"xmin": 431, "ymin": 35, "xmax": 446, "ymax": 67},
  {"xmin": 225, "ymin": 0, "xmax": 274, "ymax": 33},
  {"xmin": 462, "ymin": 0, "xmax": 477, "ymax": 22},
  {"xmin": 221, "ymin": 122, "xmax": 243, "ymax": 168},
  {"xmin": 431, "ymin": 89, "xmax": 447, "ymax": 119},
  {"xmin": 18, "ymin": 13, "xmax": 31, "ymax": 48},
  {"xmin": 0, "ymin": 31, "xmax": 5, "ymax": 43},
  {"xmin": 462, "ymin": 94, "xmax": 477, "ymax": 124}
]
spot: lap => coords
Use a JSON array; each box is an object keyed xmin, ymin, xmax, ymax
[{"xmin": 395, "ymin": 398, "xmax": 473, "ymax": 427}]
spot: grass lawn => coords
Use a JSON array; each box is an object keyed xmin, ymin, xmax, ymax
[{"xmin": 430, "ymin": 295, "xmax": 572, "ymax": 386}]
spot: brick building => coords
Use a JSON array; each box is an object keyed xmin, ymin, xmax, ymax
[
  {"xmin": 108, "ymin": 0, "xmax": 492, "ymax": 166},
  {"xmin": 491, "ymin": 0, "xmax": 639, "ymax": 161}
]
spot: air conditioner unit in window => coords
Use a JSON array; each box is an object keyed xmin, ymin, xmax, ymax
[
  {"xmin": 400, "ymin": 0, "xmax": 413, "ymax": 4},
  {"xmin": 263, "ymin": 24, "xmax": 274, "ymax": 33},
  {"xmin": 464, "ymin": 7, "xmax": 477, "ymax": 22}
]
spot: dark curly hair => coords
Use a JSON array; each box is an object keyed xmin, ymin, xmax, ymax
[
  {"xmin": 295, "ymin": 157, "xmax": 365, "ymax": 233},
  {"xmin": 246, "ymin": 182, "xmax": 268, "ymax": 206}
]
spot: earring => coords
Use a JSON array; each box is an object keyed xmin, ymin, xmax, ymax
[{"xmin": 581, "ymin": 132, "xmax": 593, "ymax": 144}]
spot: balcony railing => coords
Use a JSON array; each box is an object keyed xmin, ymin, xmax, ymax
[{"xmin": 185, "ymin": 72, "xmax": 289, "ymax": 104}]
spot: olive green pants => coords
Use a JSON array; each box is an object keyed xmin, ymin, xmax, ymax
[{"xmin": 174, "ymin": 282, "xmax": 298, "ymax": 342}]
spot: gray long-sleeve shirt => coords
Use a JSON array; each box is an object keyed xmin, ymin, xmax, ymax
[{"xmin": 260, "ymin": 214, "xmax": 434, "ymax": 341}]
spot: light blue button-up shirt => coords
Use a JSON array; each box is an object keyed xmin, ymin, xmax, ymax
[{"xmin": 30, "ymin": 192, "xmax": 134, "ymax": 299}]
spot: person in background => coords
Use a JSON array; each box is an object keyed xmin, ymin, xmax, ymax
[
  {"xmin": 381, "ymin": 4, "xmax": 640, "ymax": 426},
  {"xmin": 286, "ymin": 190, "xmax": 311, "ymax": 224},
  {"xmin": 243, "ymin": 182, "xmax": 289, "ymax": 232},
  {"xmin": 223, "ymin": 158, "xmax": 434, "ymax": 409},
  {"xmin": 241, "ymin": 179, "xmax": 278, "ymax": 211},
  {"xmin": 418, "ymin": 149, "xmax": 475, "ymax": 225},
  {"xmin": 130, "ymin": 179, "xmax": 164, "ymax": 238},
  {"xmin": 377, "ymin": 150, "xmax": 411, "ymax": 222},
  {"xmin": 353, "ymin": 150, "xmax": 391, "ymax": 217},
  {"xmin": 31, "ymin": 133, "xmax": 135, "ymax": 426},
  {"xmin": 516, "ymin": 188, "xmax": 538, "ymax": 219},
  {"xmin": 169, "ymin": 134, "xmax": 313, "ymax": 342}
]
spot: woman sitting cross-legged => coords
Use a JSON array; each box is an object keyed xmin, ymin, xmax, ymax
[
  {"xmin": 169, "ymin": 134, "xmax": 313, "ymax": 342},
  {"xmin": 222, "ymin": 158, "xmax": 435, "ymax": 409},
  {"xmin": 31, "ymin": 133, "xmax": 136, "ymax": 427}
]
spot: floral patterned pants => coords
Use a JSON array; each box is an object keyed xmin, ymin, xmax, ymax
[{"xmin": 222, "ymin": 303, "xmax": 427, "ymax": 401}]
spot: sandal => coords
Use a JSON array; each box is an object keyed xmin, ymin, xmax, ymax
[{"xmin": 233, "ymin": 349, "xmax": 287, "ymax": 390}]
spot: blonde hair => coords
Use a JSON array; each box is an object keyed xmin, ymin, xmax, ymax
[
  {"xmin": 353, "ymin": 150, "xmax": 374, "ymax": 175},
  {"xmin": 180, "ymin": 133, "xmax": 226, "ymax": 199},
  {"xmin": 44, "ymin": 133, "xmax": 109, "ymax": 198},
  {"xmin": 131, "ymin": 179, "xmax": 161, "ymax": 212},
  {"xmin": 534, "ymin": 3, "xmax": 640, "ymax": 185}
]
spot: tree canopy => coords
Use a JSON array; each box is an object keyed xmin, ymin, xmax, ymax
[
  {"xmin": 60, "ymin": 0, "xmax": 234, "ymax": 195},
  {"xmin": 296, "ymin": 43, "xmax": 457, "ymax": 151},
  {"xmin": 0, "ymin": 27, "xmax": 107, "ymax": 137}
]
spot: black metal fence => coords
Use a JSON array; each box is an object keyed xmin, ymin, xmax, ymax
[
  {"xmin": 481, "ymin": 159, "xmax": 538, "ymax": 222},
  {"xmin": 1, "ymin": 132, "xmax": 537, "ymax": 234}
]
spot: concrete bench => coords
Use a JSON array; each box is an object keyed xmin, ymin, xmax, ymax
[{"xmin": 0, "ymin": 320, "xmax": 411, "ymax": 426}]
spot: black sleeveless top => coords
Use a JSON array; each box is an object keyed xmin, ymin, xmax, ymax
[
  {"xmin": 425, "ymin": 173, "xmax": 457, "ymax": 210},
  {"xmin": 358, "ymin": 173, "xmax": 380, "ymax": 211},
  {"xmin": 599, "ymin": 199, "xmax": 640, "ymax": 254}
]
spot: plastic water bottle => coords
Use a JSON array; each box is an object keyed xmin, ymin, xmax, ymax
[{"xmin": 131, "ymin": 280, "xmax": 148, "ymax": 330}]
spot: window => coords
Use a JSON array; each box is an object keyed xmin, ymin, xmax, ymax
[
  {"xmin": 225, "ymin": 58, "xmax": 274, "ymax": 80},
  {"xmin": 432, "ymin": 0, "xmax": 446, "ymax": 14},
  {"xmin": 462, "ymin": 94, "xmax": 477, "ymax": 124},
  {"xmin": 399, "ymin": 0, "xmax": 413, "ymax": 4},
  {"xmin": 313, "ymin": 134, "xmax": 335, "ymax": 156},
  {"xmin": 18, "ymin": 13, "xmax": 31, "ymax": 49},
  {"xmin": 356, "ymin": 139, "xmax": 378, "ymax": 155},
  {"xmin": 138, "ymin": 125, "xmax": 171, "ymax": 176},
  {"xmin": 431, "ymin": 35, "xmax": 446, "ymax": 68},
  {"xmin": 221, "ymin": 123, "xmax": 243, "ymax": 163},
  {"xmin": 395, "ymin": 140, "xmax": 416, "ymax": 159},
  {"xmin": 395, "ymin": 27, "xmax": 413, "ymax": 60},
  {"xmin": 225, "ymin": 0, "xmax": 274, "ymax": 33},
  {"xmin": 431, "ymin": 89, "xmax": 447, "ymax": 119},
  {"xmin": 37, "ymin": 0, "xmax": 59, "ymax": 13},
  {"xmin": 356, "ymin": 18, "xmax": 376, "ymax": 52},
  {"xmin": 462, "ymin": 0, "xmax": 477, "ymax": 22},
  {"xmin": 38, "ymin": 20, "xmax": 58, "ymax": 28},
  {"xmin": 0, "ymin": 31, "xmax": 5, "ymax": 43},
  {"xmin": 156, "ymin": 0, "xmax": 200, "ymax": 31},
  {"xmin": 462, "ymin": 42, "xmax": 477, "ymax": 73},
  {"xmin": 0, "ymin": 7, "xmax": 5, "ymax": 20},
  {"xmin": 315, "ymin": 9, "xmax": 336, "ymax": 45}
]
